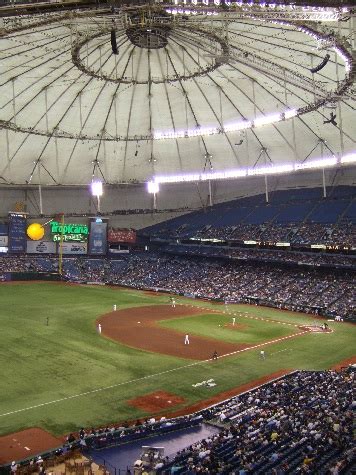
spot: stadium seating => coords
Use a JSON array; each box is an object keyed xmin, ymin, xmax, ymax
[
  {"xmin": 163, "ymin": 243, "xmax": 356, "ymax": 267},
  {"xmin": 106, "ymin": 253, "xmax": 355, "ymax": 321},
  {"xmin": 0, "ymin": 253, "xmax": 354, "ymax": 320},
  {"xmin": 156, "ymin": 369, "xmax": 355, "ymax": 475},
  {"xmin": 141, "ymin": 186, "xmax": 356, "ymax": 246}
]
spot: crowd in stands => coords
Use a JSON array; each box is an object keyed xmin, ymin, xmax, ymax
[
  {"xmin": 0, "ymin": 253, "xmax": 354, "ymax": 320},
  {"xmin": 107, "ymin": 253, "xmax": 355, "ymax": 321},
  {"xmin": 164, "ymin": 244, "xmax": 356, "ymax": 268},
  {"xmin": 0, "ymin": 256, "xmax": 53, "ymax": 273},
  {"xmin": 158, "ymin": 369, "xmax": 355, "ymax": 474},
  {"xmin": 189, "ymin": 221, "xmax": 355, "ymax": 247}
]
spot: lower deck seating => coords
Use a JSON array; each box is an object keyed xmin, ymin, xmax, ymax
[{"xmin": 157, "ymin": 369, "xmax": 355, "ymax": 475}]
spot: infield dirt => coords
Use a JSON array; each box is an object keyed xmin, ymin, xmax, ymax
[{"xmin": 98, "ymin": 305, "xmax": 249, "ymax": 360}]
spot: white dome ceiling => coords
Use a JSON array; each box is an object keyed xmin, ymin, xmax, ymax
[{"xmin": 0, "ymin": 4, "xmax": 354, "ymax": 185}]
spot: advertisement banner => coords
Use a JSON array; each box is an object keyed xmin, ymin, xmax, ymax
[
  {"xmin": 8, "ymin": 213, "xmax": 27, "ymax": 253},
  {"xmin": 89, "ymin": 222, "xmax": 107, "ymax": 255},
  {"xmin": 0, "ymin": 235, "xmax": 8, "ymax": 246},
  {"xmin": 60, "ymin": 242, "xmax": 88, "ymax": 255},
  {"xmin": 108, "ymin": 228, "xmax": 137, "ymax": 244},
  {"xmin": 27, "ymin": 240, "xmax": 56, "ymax": 254},
  {"xmin": 50, "ymin": 221, "xmax": 89, "ymax": 242}
]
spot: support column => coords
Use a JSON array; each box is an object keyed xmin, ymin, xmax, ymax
[
  {"xmin": 208, "ymin": 179, "xmax": 213, "ymax": 207},
  {"xmin": 38, "ymin": 162, "xmax": 43, "ymax": 215},
  {"xmin": 6, "ymin": 129, "xmax": 10, "ymax": 174},
  {"xmin": 55, "ymin": 136, "xmax": 59, "ymax": 179},
  {"xmin": 264, "ymin": 174, "xmax": 269, "ymax": 203},
  {"xmin": 99, "ymin": 45, "xmax": 102, "ymax": 74},
  {"xmin": 44, "ymin": 87, "xmax": 49, "ymax": 133},
  {"xmin": 252, "ymin": 79, "xmax": 257, "ymax": 119},
  {"xmin": 79, "ymin": 92, "xmax": 83, "ymax": 130},
  {"xmin": 97, "ymin": 195, "xmax": 101, "ymax": 213},
  {"xmin": 218, "ymin": 87, "xmax": 223, "ymax": 126},
  {"xmin": 12, "ymin": 78, "xmax": 16, "ymax": 125},
  {"xmin": 334, "ymin": 48, "xmax": 345, "ymax": 155},
  {"xmin": 321, "ymin": 141, "xmax": 326, "ymax": 198},
  {"xmin": 310, "ymin": 55, "xmax": 316, "ymax": 103},
  {"xmin": 114, "ymin": 94, "xmax": 118, "ymax": 138},
  {"xmin": 322, "ymin": 168, "xmax": 326, "ymax": 198}
]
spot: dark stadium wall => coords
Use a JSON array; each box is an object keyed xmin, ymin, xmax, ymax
[{"xmin": 0, "ymin": 168, "xmax": 354, "ymax": 229}]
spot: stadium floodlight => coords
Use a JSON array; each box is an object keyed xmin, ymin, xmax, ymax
[
  {"xmin": 248, "ymin": 164, "xmax": 294, "ymax": 176},
  {"xmin": 295, "ymin": 157, "xmax": 337, "ymax": 171},
  {"xmin": 284, "ymin": 109, "xmax": 298, "ymax": 120},
  {"xmin": 91, "ymin": 180, "xmax": 103, "ymax": 213},
  {"xmin": 200, "ymin": 169, "xmax": 247, "ymax": 181},
  {"xmin": 253, "ymin": 113, "xmax": 282, "ymax": 128},
  {"xmin": 147, "ymin": 181, "xmax": 160, "ymax": 194},
  {"xmin": 91, "ymin": 180, "xmax": 103, "ymax": 197},
  {"xmin": 333, "ymin": 47, "xmax": 351, "ymax": 73},
  {"xmin": 224, "ymin": 121, "xmax": 252, "ymax": 133},
  {"xmin": 340, "ymin": 153, "xmax": 356, "ymax": 164},
  {"xmin": 147, "ymin": 181, "xmax": 160, "ymax": 210},
  {"xmin": 151, "ymin": 152, "xmax": 355, "ymax": 186}
]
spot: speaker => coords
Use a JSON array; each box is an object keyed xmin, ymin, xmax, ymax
[
  {"xmin": 111, "ymin": 30, "xmax": 118, "ymax": 55},
  {"xmin": 310, "ymin": 54, "xmax": 330, "ymax": 74}
]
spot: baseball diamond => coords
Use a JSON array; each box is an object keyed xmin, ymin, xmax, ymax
[{"xmin": 0, "ymin": 0, "xmax": 355, "ymax": 472}]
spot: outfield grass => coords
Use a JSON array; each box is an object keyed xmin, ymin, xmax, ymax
[{"xmin": 0, "ymin": 283, "xmax": 355, "ymax": 437}]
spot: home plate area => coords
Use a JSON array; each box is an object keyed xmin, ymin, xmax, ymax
[
  {"xmin": 298, "ymin": 324, "xmax": 332, "ymax": 333},
  {"xmin": 192, "ymin": 379, "xmax": 217, "ymax": 388}
]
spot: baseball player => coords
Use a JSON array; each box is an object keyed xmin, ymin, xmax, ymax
[
  {"xmin": 232, "ymin": 317, "xmax": 236, "ymax": 326},
  {"xmin": 113, "ymin": 304, "xmax": 117, "ymax": 311},
  {"xmin": 184, "ymin": 334, "xmax": 190, "ymax": 345},
  {"xmin": 98, "ymin": 323, "xmax": 102, "ymax": 334}
]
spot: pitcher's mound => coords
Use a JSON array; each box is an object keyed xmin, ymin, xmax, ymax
[{"xmin": 128, "ymin": 391, "xmax": 186, "ymax": 412}]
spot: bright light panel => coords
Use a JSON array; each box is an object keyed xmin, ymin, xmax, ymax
[
  {"xmin": 253, "ymin": 113, "xmax": 282, "ymax": 127},
  {"xmin": 248, "ymin": 164, "xmax": 294, "ymax": 176},
  {"xmin": 284, "ymin": 109, "xmax": 297, "ymax": 119},
  {"xmin": 340, "ymin": 153, "xmax": 356, "ymax": 164},
  {"xmin": 91, "ymin": 180, "xmax": 103, "ymax": 197},
  {"xmin": 151, "ymin": 153, "xmax": 355, "ymax": 186},
  {"xmin": 295, "ymin": 157, "xmax": 337, "ymax": 171},
  {"xmin": 147, "ymin": 181, "xmax": 160, "ymax": 194}
]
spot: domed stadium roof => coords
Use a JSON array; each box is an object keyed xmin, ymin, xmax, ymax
[{"xmin": 0, "ymin": 2, "xmax": 355, "ymax": 186}]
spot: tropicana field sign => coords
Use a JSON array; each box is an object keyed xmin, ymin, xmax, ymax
[{"xmin": 50, "ymin": 221, "xmax": 89, "ymax": 242}]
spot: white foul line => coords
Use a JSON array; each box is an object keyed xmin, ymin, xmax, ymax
[
  {"xmin": 1, "ymin": 301, "xmax": 328, "ymax": 419},
  {"xmin": 0, "ymin": 329, "xmax": 310, "ymax": 419}
]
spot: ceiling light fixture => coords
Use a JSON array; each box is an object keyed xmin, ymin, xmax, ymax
[{"xmin": 149, "ymin": 152, "xmax": 355, "ymax": 186}]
